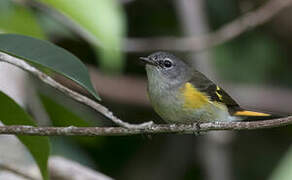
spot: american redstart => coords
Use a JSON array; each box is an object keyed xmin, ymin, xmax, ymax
[{"xmin": 140, "ymin": 51, "xmax": 278, "ymax": 124}]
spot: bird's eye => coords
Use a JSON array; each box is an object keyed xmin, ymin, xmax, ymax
[{"xmin": 163, "ymin": 60, "xmax": 172, "ymax": 68}]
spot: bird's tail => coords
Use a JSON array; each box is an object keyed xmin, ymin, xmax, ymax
[{"xmin": 232, "ymin": 110, "xmax": 285, "ymax": 121}]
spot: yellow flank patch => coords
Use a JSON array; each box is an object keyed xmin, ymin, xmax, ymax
[
  {"xmin": 180, "ymin": 82, "xmax": 209, "ymax": 109},
  {"xmin": 215, "ymin": 86, "xmax": 223, "ymax": 101},
  {"xmin": 234, "ymin": 110, "xmax": 271, "ymax": 116}
]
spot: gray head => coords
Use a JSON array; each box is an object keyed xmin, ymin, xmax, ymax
[{"xmin": 140, "ymin": 52, "xmax": 191, "ymax": 87}]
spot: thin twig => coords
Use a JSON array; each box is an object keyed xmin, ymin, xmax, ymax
[
  {"xmin": 0, "ymin": 52, "xmax": 153, "ymax": 129},
  {"xmin": 125, "ymin": 0, "xmax": 292, "ymax": 52},
  {"xmin": 0, "ymin": 164, "xmax": 39, "ymax": 180},
  {"xmin": 0, "ymin": 116, "xmax": 291, "ymax": 136}
]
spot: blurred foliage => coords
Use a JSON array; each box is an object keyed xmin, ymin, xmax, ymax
[
  {"xmin": 214, "ymin": 32, "xmax": 287, "ymax": 84},
  {"xmin": 0, "ymin": 91, "xmax": 50, "ymax": 180},
  {"xmin": 0, "ymin": 0, "xmax": 126, "ymax": 72},
  {"xmin": 0, "ymin": 0, "xmax": 45, "ymax": 38},
  {"xmin": 40, "ymin": 94, "xmax": 105, "ymax": 146},
  {"xmin": 40, "ymin": 94, "xmax": 92, "ymax": 127},
  {"xmin": 125, "ymin": 0, "xmax": 179, "ymax": 37},
  {"xmin": 232, "ymin": 127, "xmax": 292, "ymax": 180},
  {"xmin": 269, "ymin": 145, "xmax": 292, "ymax": 180},
  {"xmin": 206, "ymin": 0, "xmax": 240, "ymax": 29},
  {"xmin": 40, "ymin": 0, "xmax": 126, "ymax": 72},
  {"xmin": 0, "ymin": 0, "xmax": 292, "ymax": 180}
]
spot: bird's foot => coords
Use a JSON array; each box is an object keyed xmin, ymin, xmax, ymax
[{"xmin": 192, "ymin": 122, "xmax": 206, "ymax": 136}]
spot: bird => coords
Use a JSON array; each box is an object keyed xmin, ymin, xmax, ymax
[{"xmin": 140, "ymin": 51, "xmax": 276, "ymax": 124}]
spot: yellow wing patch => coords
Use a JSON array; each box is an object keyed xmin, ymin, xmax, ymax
[
  {"xmin": 234, "ymin": 110, "xmax": 271, "ymax": 117},
  {"xmin": 180, "ymin": 82, "xmax": 209, "ymax": 109},
  {"xmin": 215, "ymin": 86, "xmax": 223, "ymax": 101}
]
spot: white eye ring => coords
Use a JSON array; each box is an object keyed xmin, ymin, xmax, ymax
[{"xmin": 163, "ymin": 58, "xmax": 173, "ymax": 68}]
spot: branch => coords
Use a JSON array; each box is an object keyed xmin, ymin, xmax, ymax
[
  {"xmin": 0, "ymin": 164, "xmax": 38, "ymax": 180},
  {"xmin": 125, "ymin": 0, "xmax": 292, "ymax": 52},
  {"xmin": 0, "ymin": 116, "xmax": 291, "ymax": 136},
  {"xmin": 0, "ymin": 51, "xmax": 291, "ymax": 135},
  {"xmin": 1, "ymin": 51, "xmax": 292, "ymax": 136},
  {"xmin": 0, "ymin": 52, "xmax": 153, "ymax": 129}
]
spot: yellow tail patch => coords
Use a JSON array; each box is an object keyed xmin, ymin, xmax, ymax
[
  {"xmin": 234, "ymin": 110, "xmax": 271, "ymax": 117},
  {"xmin": 180, "ymin": 82, "xmax": 209, "ymax": 109}
]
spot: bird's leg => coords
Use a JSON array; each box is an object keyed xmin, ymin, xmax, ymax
[{"xmin": 192, "ymin": 122, "xmax": 205, "ymax": 136}]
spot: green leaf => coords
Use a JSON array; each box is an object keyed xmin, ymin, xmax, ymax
[
  {"xmin": 0, "ymin": 34, "xmax": 100, "ymax": 100},
  {"xmin": 0, "ymin": 91, "xmax": 50, "ymax": 180},
  {"xmin": 39, "ymin": 0, "xmax": 126, "ymax": 72},
  {"xmin": 0, "ymin": 0, "xmax": 45, "ymax": 39},
  {"xmin": 40, "ymin": 94, "xmax": 92, "ymax": 127},
  {"xmin": 39, "ymin": 94, "xmax": 104, "ymax": 146}
]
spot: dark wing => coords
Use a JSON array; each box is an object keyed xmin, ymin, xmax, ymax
[{"xmin": 188, "ymin": 71, "xmax": 242, "ymax": 114}]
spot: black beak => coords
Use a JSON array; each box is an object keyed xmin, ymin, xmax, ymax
[{"xmin": 139, "ymin": 57, "xmax": 157, "ymax": 66}]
